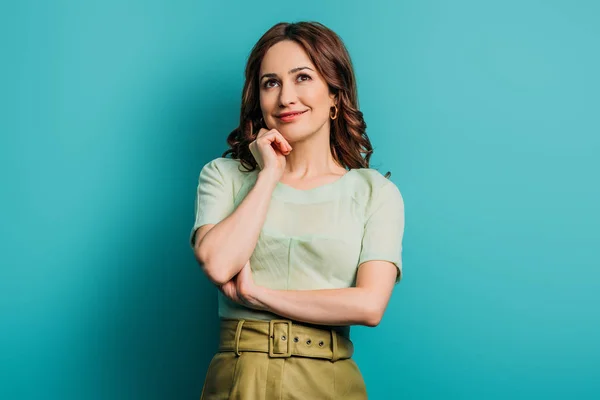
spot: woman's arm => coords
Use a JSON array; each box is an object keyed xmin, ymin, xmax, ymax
[
  {"xmin": 194, "ymin": 171, "xmax": 278, "ymax": 285},
  {"xmin": 231, "ymin": 260, "xmax": 399, "ymax": 327}
]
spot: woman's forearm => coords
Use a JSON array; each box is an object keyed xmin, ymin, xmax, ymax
[
  {"xmin": 196, "ymin": 171, "xmax": 277, "ymax": 285},
  {"xmin": 250, "ymin": 286, "xmax": 384, "ymax": 327}
]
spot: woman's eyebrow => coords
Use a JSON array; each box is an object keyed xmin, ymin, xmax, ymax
[{"xmin": 260, "ymin": 66, "xmax": 314, "ymax": 81}]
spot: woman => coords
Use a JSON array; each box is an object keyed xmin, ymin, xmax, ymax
[{"xmin": 190, "ymin": 21, "xmax": 405, "ymax": 400}]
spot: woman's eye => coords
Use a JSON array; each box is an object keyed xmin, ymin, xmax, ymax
[
  {"xmin": 264, "ymin": 79, "xmax": 278, "ymax": 88},
  {"xmin": 263, "ymin": 74, "xmax": 310, "ymax": 89}
]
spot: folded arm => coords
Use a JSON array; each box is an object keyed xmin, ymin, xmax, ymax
[
  {"xmin": 229, "ymin": 260, "xmax": 399, "ymax": 327},
  {"xmin": 194, "ymin": 171, "xmax": 278, "ymax": 285}
]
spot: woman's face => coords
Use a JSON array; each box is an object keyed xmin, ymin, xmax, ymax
[{"xmin": 258, "ymin": 40, "xmax": 336, "ymax": 142}]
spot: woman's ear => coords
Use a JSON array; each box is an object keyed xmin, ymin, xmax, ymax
[{"xmin": 329, "ymin": 91, "xmax": 338, "ymax": 106}]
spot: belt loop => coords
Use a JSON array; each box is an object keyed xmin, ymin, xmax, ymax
[
  {"xmin": 234, "ymin": 319, "xmax": 245, "ymax": 356},
  {"xmin": 331, "ymin": 329, "xmax": 339, "ymax": 362}
]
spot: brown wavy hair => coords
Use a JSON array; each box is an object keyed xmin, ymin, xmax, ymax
[{"xmin": 221, "ymin": 21, "xmax": 390, "ymax": 178}]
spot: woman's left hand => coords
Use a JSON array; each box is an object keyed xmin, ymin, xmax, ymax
[{"xmin": 219, "ymin": 261, "xmax": 267, "ymax": 311}]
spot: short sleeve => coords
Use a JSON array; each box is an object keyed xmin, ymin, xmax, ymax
[
  {"xmin": 358, "ymin": 181, "xmax": 405, "ymax": 283},
  {"xmin": 189, "ymin": 159, "xmax": 235, "ymax": 247}
]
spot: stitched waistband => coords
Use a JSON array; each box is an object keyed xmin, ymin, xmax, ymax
[{"xmin": 218, "ymin": 319, "xmax": 354, "ymax": 361}]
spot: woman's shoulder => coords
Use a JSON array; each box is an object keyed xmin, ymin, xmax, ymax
[
  {"xmin": 349, "ymin": 167, "xmax": 403, "ymax": 207},
  {"xmin": 202, "ymin": 157, "xmax": 254, "ymax": 176},
  {"xmin": 202, "ymin": 156, "xmax": 242, "ymax": 170},
  {"xmin": 351, "ymin": 167, "xmax": 398, "ymax": 191},
  {"xmin": 198, "ymin": 157, "xmax": 257, "ymax": 187}
]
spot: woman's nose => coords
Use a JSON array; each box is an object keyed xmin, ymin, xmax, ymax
[{"xmin": 278, "ymin": 81, "xmax": 298, "ymax": 106}]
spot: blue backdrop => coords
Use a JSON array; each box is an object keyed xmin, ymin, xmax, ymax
[{"xmin": 2, "ymin": 1, "xmax": 599, "ymax": 399}]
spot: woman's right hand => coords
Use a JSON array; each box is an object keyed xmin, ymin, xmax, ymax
[{"xmin": 249, "ymin": 128, "xmax": 293, "ymax": 182}]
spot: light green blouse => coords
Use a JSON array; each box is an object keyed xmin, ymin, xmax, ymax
[{"xmin": 190, "ymin": 157, "xmax": 405, "ymax": 335}]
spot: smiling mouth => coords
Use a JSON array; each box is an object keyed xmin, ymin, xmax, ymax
[{"xmin": 278, "ymin": 110, "xmax": 308, "ymax": 119}]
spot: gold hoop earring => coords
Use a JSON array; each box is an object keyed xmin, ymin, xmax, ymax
[{"xmin": 330, "ymin": 105, "xmax": 338, "ymax": 120}]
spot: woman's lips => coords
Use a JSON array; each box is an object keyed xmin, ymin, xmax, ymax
[{"xmin": 277, "ymin": 110, "xmax": 308, "ymax": 122}]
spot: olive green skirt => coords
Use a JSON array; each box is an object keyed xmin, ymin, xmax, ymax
[{"xmin": 200, "ymin": 319, "xmax": 368, "ymax": 399}]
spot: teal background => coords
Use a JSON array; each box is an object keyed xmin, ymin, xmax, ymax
[{"xmin": 2, "ymin": 0, "xmax": 599, "ymax": 399}]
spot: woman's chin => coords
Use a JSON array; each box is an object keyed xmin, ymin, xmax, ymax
[{"xmin": 275, "ymin": 124, "xmax": 314, "ymax": 139}]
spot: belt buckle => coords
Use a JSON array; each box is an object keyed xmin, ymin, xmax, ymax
[{"xmin": 268, "ymin": 320, "xmax": 292, "ymax": 358}]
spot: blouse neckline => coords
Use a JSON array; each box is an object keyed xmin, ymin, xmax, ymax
[{"xmin": 271, "ymin": 169, "xmax": 356, "ymax": 202}]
